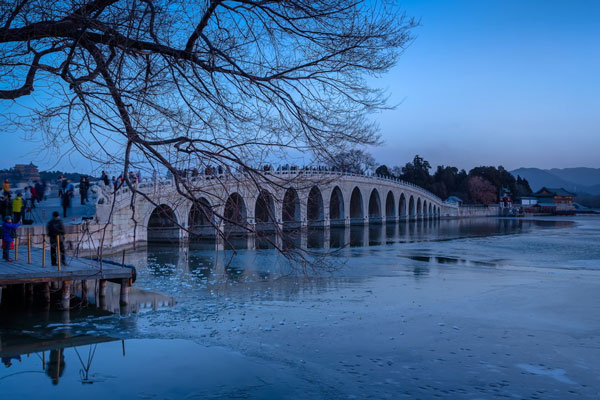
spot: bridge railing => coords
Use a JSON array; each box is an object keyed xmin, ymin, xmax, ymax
[{"xmin": 108, "ymin": 168, "xmax": 442, "ymax": 204}]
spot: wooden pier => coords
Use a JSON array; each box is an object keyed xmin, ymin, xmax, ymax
[{"xmin": 0, "ymin": 243, "xmax": 135, "ymax": 308}]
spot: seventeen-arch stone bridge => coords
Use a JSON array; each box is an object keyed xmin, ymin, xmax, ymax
[{"xmin": 96, "ymin": 170, "xmax": 459, "ymax": 247}]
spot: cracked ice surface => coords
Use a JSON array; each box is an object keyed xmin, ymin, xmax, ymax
[{"xmin": 1, "ymin": 217, "xmax": 599, "ymax": 399}]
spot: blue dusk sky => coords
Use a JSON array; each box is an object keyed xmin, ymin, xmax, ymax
[
  {"xmin": 371, "ymin": 0, "xmax": 600, "ymax": 171},
  {"xmin": 0, "ymin": 0, "xmax": 598, "ymax": 173}
]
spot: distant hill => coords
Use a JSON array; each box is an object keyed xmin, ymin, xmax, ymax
[
  {"xmin": 548, "ymin": 168, "xmax": 600, "ymax": 187},
  {"xmin": 510, "ymin": 167, "xmax": 600, "ymax": 195}
]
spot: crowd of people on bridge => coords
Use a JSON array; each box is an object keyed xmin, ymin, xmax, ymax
[
  {"xmin": 169, "ymin": 164, "xmax": 358, "ymax": 180},
  {"xmin": 0, "ymin": 174, "xmax": 98, "ymax": 224},
  {"xmin": 100, "ymin": 170, "xmax": 141, "ymax": 191},
  {"xmin": 1, "ymin": 179, "xmax": 49, "ymax": 224}
]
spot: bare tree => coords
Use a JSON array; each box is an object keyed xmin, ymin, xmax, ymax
[
  {"xmin": 324, "ymin": 149, "xmax": 376, "ymax": 174},
  {"xmin": 467, "ymin": 176, "xmax": 497, "ymax": 205},
  {"xmin": 0, "ymin": 0, "xmax": 416, "ymax": 263}
]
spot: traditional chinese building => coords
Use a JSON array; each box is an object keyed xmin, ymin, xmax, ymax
[
  {"xmin": 499, "ymin": 186, "xmax": 512, "ymax": 208},
  {"xmin": 0, "ymin": 163, "xmax": 41, "ymax": 187},
  {"xmin": 529, "ymin": 187, "xmax": 575, "ymax": 212},
  {"xmin": 13, "ymin": 162, "xmax": 41, "ymax": 182}
]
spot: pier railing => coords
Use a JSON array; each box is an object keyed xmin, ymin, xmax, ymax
[{"xmin": 106, "ymin": 168, "xmax": 443, "ymax": 204}]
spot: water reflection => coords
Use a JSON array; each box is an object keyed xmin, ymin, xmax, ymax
[
  {"xmin": 0, "ymin": 284, "xmax": 174, "ymax": 385},
  {"xmin": 183, "ymin": 218, "xmax": 575, "ymax": 252},
  {"xmin": 0, "ymin": 279, "xmax": 174, "ymax": 320},
  {"xmin": 125, "ymin": 218, "xmax": 579, "ymax": 285},
  {"xmin": 0, "ymin": 334, "xmax": 117, "ymax": 385},
  {"xmin": 0, "ymin": 337, "xmax": 332, "ymax": 398},
  {"xmin": 0, "ymin": 216, "xmax": 596, "ymax": 400}
]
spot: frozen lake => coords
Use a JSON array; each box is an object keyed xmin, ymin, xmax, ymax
[{"xmin": 1, "ymin": 217, "xmax": 599, "ymax": 399}]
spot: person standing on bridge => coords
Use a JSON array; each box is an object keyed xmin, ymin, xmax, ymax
[
  {"xmin": 0, "ymin": 194, "xmax": 7, "ymax": 221},
  {"xmin": 57, "ymin": 175, "xmax": 65, "ymax": 197},
  {"xmin": 34, "ymin": 181, "xmax": 42, "ymax": 203},
  {"xmin": 39, "ymin": 180, "xmax": 47, "ymax": 202},
  {"xmin": 101, "ymin": 171, "xmax": 110, "ymax": 186},
  {"xmin": 61, "ymin": 188, "xmax": 71, "ymax": 218},
  {"xmin": 23, "ymin": 186, "xmax": 33, "ymax": 209},
  {"xmin": 12, "ymin": 193, "xmax": 23, "ymax": 223},
  {"xmin": 47, "ymin": 211, "xmax": 66, "ymax": 266},
  {"xmin": 79, "ymin": 177, "xmax": 89, "ymax": 205},
  {"xmin": 2, "ymin": 179, "xmax": 10, "ymax": 196},
  {"xmin": 29, "ymin": 185, "xmax": 37, "ymax": 207},
  {"xmin": 2, "ymin": 216, "xmax": 20, "ymax": 262}
]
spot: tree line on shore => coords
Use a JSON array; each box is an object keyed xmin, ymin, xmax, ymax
[
  {"xmin": 327, "ymin": 151, "xmax": 532, "ymax": 205},
  {"xmin": 0, "ymin": 168, "xmax": 91, "ymax": 185}
]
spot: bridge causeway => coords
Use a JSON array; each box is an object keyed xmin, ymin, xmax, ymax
[{"xmin": 93, "ymin": 169, "xmax": 458, "ymax": 247}]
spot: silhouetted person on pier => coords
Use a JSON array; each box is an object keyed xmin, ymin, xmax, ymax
[{"xmin": 47, "ymin": 211, "xmax": 66, "ymax": 266}]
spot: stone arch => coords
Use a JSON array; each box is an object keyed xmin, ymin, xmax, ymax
[
  {"xmin": 188, "ymin": 197, "xmax": 214, "ymax": 237},
  {"xmin": 368, "ymin": 189, "xmax": 382, "ymax": 220},
  {"xmin": 428, "ymin": 203, "xmax": 433, "ymax": 217},
  {"xmin": 350, "ymin": 187, "xmax": 364, "ymax": 221},
  {"xmin": 399, "ymin": 193, "xmax": 407, "ymax": 217},
  {"xmin": 329, "ymin": 186, "xmax": 345, "ymax": 224},
  {"xmin": 255, "ymin": 190, "xmax": 275, "ymax": 223},
  {"xmin": 385, "ymin": 191, "xmax": 395, "ymax": 219},
  {"xmin": 148, "ymin": 204, "xmax": 179, "ymax": 242},
  {"xmin": 282, "ymin": 188, "xmax": 301, "ymax": 223},
  {"xmin": 417, "ymin": 198, "xmax": 422, "ymax": 217},
  {"xmin": 423, "ymin": 200, "xmax": 428, "ymax": 217},
  {"xmin": 307, "ymin": 186, "xmax": 324, "ymax": 224},
  {"xmin": 224, "ymin": 193, "xmax": 247, "ymax": 232},
  {"xmin": 408, "ymin": 195, "xmax": 415, "ymax": 218}
]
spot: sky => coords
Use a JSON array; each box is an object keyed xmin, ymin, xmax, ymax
[
  {"xmin": 1, "ymin": 0, "xmax": 599, "ymax": 173},
  {"xmin": 371, "ymin": 0, "xmax": 600, "ymax": 171}
]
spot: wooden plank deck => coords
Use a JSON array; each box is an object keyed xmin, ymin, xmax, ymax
[{"xmin": 0, "ymin": 246, "xmax": 134, "ymax": 285}]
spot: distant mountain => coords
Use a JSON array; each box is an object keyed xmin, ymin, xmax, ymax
[
  {"xmin": 510, "ymin": 167, "xmax": 600, "ymax": 195},
  {"xmin": 548, "ymin": 168, "xmax": 600, "ymax": 187},
  {"xmin": 587, "ymin": 183, "xmax": 600, "ymax": 195}
]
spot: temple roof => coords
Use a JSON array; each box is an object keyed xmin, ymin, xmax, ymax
[{"xmin": 531, "ymin": 187, "xmax": 575, "ymax": 197}]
